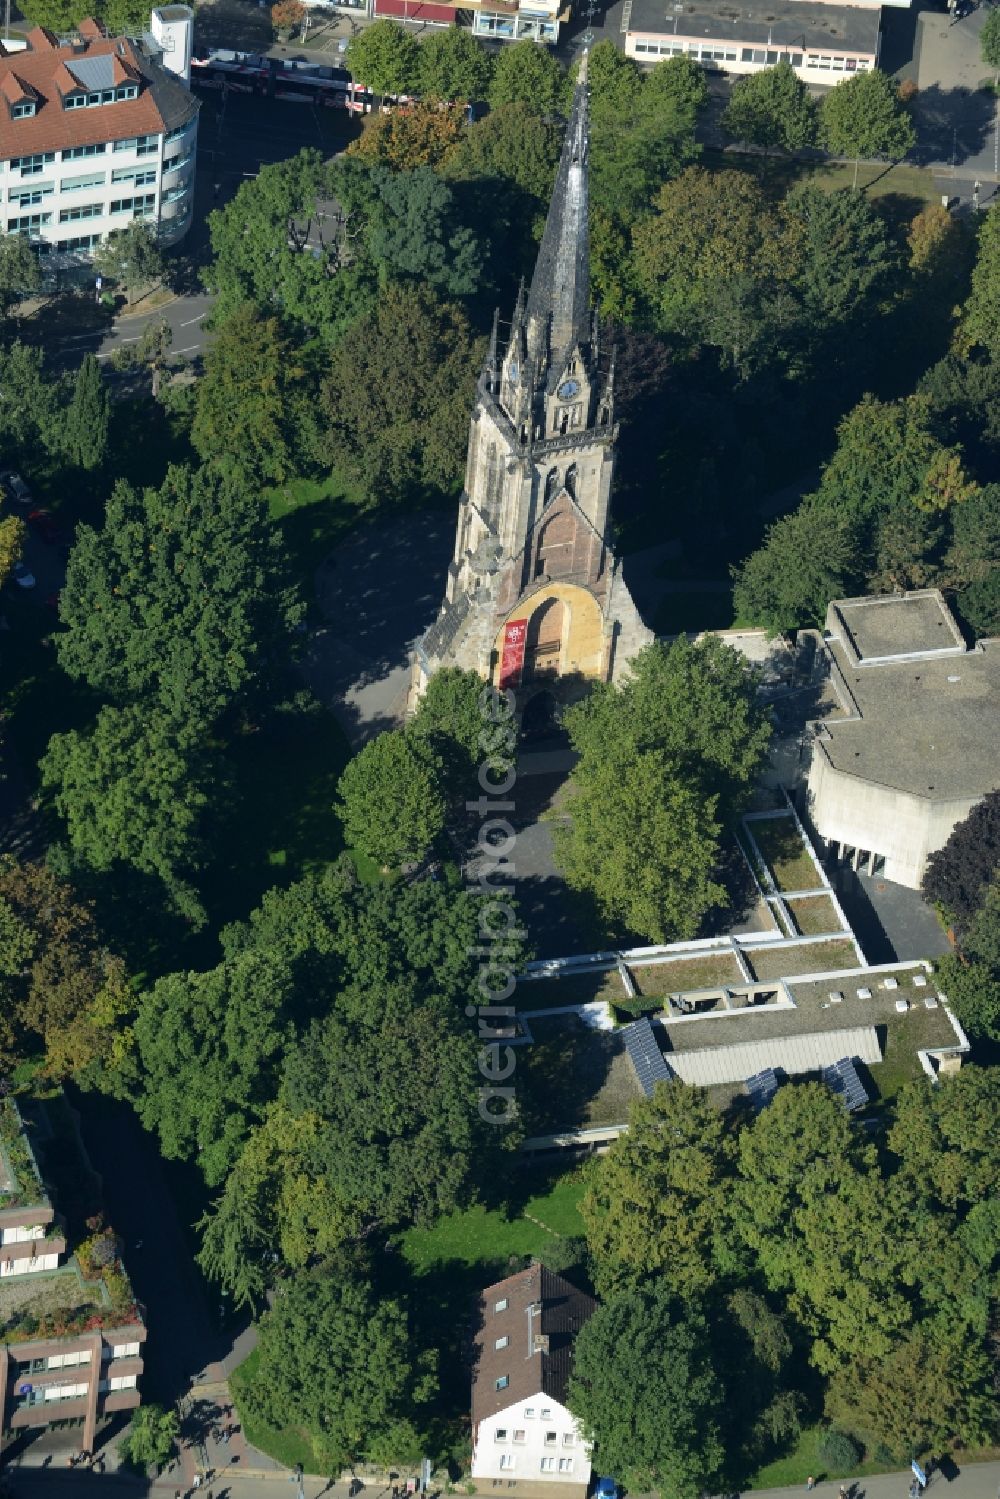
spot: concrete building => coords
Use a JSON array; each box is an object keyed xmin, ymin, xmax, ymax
[
  {"xmin": 0, "ymin": 1096, "xmax": 146, "ymax": 1456},
  {"xmin": 804, "ymin": 591, "xmax": 1000, "ymax": 890},
  {"xmin": 624, "ymin": 0, "xmax": 881, "ymax": 82},
  {"xmin": 0, "ymin": 10, "xmax": 198, "ymax": 273},
  {"xmin": 367, "ymin": 0, "xmax": 567, "ymax": 44},
  {"xmin": 471, "ymin": 1263, "xmax": 595, "ymax": 1497},
  {"xmin": 411, "ymin": 51, "xmax": 652, "ymax": 718}
]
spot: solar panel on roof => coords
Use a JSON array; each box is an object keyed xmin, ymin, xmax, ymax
[
  {"xmin": 623, "ymin": 1017, "xmax": 672, "ymax": 1097},
  {"xmin": 821, "ymin": 1056, "xmax": 868, "ymax": 1113},
  {"xmin": 745, "ymin": 1068, "xmax": 780, "ymax": 1113},
  {"xmin": 67, "ymin": 54, "xmax": 117, "ymax": 90}
]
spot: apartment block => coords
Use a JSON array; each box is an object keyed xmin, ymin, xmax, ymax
[
  {"xmin": 0, "ymin": 1096, "xmax": 146, "ymax": 1456},
  {"xmin": 0, "ymin": 8, "xmax": 199, "ymax": 271}
]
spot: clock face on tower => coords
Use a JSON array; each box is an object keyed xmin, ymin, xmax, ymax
[{"xmin": 557, "ymin": 379, "xmax": 580, "ymax": 399}]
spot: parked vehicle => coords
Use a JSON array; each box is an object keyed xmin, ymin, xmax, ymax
[
  {"xmin": 596, "ymin": 1479, "xmax": 619, "ymax": 1499},
  {"xmin": 27, "ymin": 509, "xmax": 61, "ymax": 545},
  {"xmin": 0, "ymin": 470, "xmax": 31, "ymax": 505},
  {"xmin": 12, "ymin": 561, "xmax": 35, "ymax": 589}
]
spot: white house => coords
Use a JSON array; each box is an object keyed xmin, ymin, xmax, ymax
[
  {"xmin": 0, "ymin": 10, "xmax": 198, "ymax": 272},
  {"xmin": 471, "ymin": 1263, "xmax": 595, "ymax": 1497}
]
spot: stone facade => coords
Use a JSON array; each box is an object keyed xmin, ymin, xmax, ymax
[{"xmin": 410, "ymin": 50, "xmax": 652, "ymax": 714}]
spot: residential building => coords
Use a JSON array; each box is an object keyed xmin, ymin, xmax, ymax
[
  {"xmin": 0, "ymin": 1096, "xmax": 146, "ymax": 1457},
  {"xmin": 802, "ymin": 590, "xmax": 1000, "ymax": 890},
  {"xmin": 624, "ymin": 0, "xmax": 881, "ymax": 83},
  {"xmin": 471, "ymin": 1263, "xmax": 595, "ymax": 1496},
  {"xmin": 411, "ymin": 50, "xmax": 652, "ymax": 717},
  {"xmin": 0, "ymin": 9, "xmax": 199, "ymax": 272},
  {"xmin": 367, "ymin": 0, "xmax": 567, "ymax": 43}
]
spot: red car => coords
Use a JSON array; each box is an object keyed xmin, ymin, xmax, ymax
[{"xmin": 27, "ymin": 509, "xmax": 61, "ymax": 545}]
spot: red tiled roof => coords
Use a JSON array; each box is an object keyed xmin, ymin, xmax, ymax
[
  {"xmin": 0, "ymin": 24, "xmax": 197, "ymax": 159},
  {"xmin": 78, "ymin": 17, "xmax": 106, "ymax": 38}
]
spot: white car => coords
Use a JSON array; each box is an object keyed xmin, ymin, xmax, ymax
[
  {"xmin": 0, "ymin": 471, "xmax": 31, "ymax": 505},
  {"xmin": 12, "ymin": 561, "xmax": 35, "ymax": 589}
]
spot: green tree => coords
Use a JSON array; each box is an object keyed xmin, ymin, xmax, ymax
[
  {"xmin": 731, "ymin": 497, "xmax": 858, "ymax": 633},
  {"xmin": 946, "ymin": 485, "xmax": 1000, "ymax": 636},
  {"xmin": 94, "ymin": 219, "xmax": 164, "ymax": 305},
  {"xmin": 888, "ymin": 1066, "xmax": 1000, "ymax": 1213},
  {"xmin": 785, "ymin": 185, "xmax": 897, "ymax": 325},
  {"xmin": 322, "ymin": 282, "xmax": 480, "ymax": 502},
  {"xmin": 191, "ymin": 302, "xmax": 312, "ymax": 485},
  {"xmin": 819, "ymin": 70, "xmax": 916, "ymax": 188},
  {"xmin": 0, "ymin": 342, "xmax": 62, "ymax": 459},
  {"xmin": 553, "ymin": 746, "xmax": 726, "ymax": 942},
  {"xmin": 444, "ymin": 100, "xmax": 562, "ymax": 206},
  {"xmin": 825, "ymin": 1320, "xmax": 997, "ymax": 1460},
  {"xmin": 921, "ymin": 789, "xmax": 1000, "ymax": 929},
  {"xmin": 57, "ymin": 464, "xmax": 302, "ymax": 720},
  {"xmin": 722, "ymin": 62, "xmax": 817, "ymax": 153},
  {"xmin": 409, "ymin": 667, "xmax": 491, "ymax": 797},
  {"xmin": 562, "ymin": 637, "xmax": 771, "ymax": 822},
  {"xmin": 116, "ymin": 1404, "xmax": 179, "ymax": 1472},
  {"xmin": 568, "ymin": 1283, "xmax": 725, "ymax": 1499},
  {"xmin": 40, "ymin": 706, "xmax": 217, "ymax": 925},
  {"xmin": 582, "ymin": 1083, "xmax": 733, "ymax": 1297},
  {"xmin": 0, "ymin": 233, "xmax": 40, "ymax": 315},
  {"xmin": 960, "ymin": 204, "xmax": 1000, "ymax": 355},
  {"xmin": 0, "ymin": 512, "xmax": 25, "ymax": 594},
  {"xmin": 0, "ymin": 858, "xmax": 130, "ymax": 1079},
  {"xmin": 99, "ymin": 0, "xmax": 159, "ymax": 30},
  {"xmin": 932, "ymin": 880, "xmax": 1000, "ymax": 1041},
  {"xmin": 61, "ymin": 354, "xmax": 109, "ymax": 473},
  {"xmin": 347, "ymin": 100, "xmax": 467, "ymax": 171},
  {"xmin": 416, "ymin": 27, "xmax": 493, "ymax": 102},
  {"xmin": 346, "ymin": 20, "xmax": 419, "ymax": 98},
  {"xmin": 367, "ymin": 168, "xmax": 481, "ymax": 296},
  {"xmin": 981, "ymin": 7, "xmax": 1000, "ymax": 73},
  {"xmin": 240, "ymin": 1268, "xmax": 435, "ymax": 1472},
  {"xmin": 336, "ymin": 730, "xmax": 445, "ymax": 868},
  {"xmin": 489, "ymin": 39, "xmax": 566, "ymax": 114},
  {"xmin": 131, "ymin": 950, "xmax": 295, "ymax": 1185}
]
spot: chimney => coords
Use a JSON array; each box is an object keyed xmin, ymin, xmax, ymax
[{"xmin": 533, "ymin": 1333, "xmax": 550, "ymax": 1355}]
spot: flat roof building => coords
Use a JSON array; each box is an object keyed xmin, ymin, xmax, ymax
[
  {"xmin": 805, "ymin": 590, "xmax": 1000, "ymax": 889},
  {"xmin": 624, "ymin": 0, "xmax": 881, "ymax": 84}
]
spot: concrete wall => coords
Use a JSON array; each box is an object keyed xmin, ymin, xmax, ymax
[
  {"xmin": 807, "ymin": 751, "xmax": 979, "ymax": 889},
  {"xmin": 472, "ymin": 1396, "xmax": 591, "ymax": 1485}
]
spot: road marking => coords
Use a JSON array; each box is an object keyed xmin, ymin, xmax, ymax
[
  {"xmin": 175, "ymin": 344, "xmax": 200, "ymax": 354},
  {"xmin": 179, "ymin": 314, "xmax": 203, "ymax": 327}
]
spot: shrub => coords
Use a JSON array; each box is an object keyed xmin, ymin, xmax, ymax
[
  {"xmin": 538, "ymin": 1236, "xmax": 587, "ymax": 1276},
  {"xmin": 818, "ymin": 1429, "xmax": 863, "ymax": 1471}
]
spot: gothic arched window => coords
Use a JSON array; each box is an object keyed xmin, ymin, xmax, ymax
[
  {"xmin": 564, "ymin": 464, "xmax": 577, "ymax": 497},
  {"xmin": 544, "ymin": 468, "xmax": 559, "ymax": 505}
]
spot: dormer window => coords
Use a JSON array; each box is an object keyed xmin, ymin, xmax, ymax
[{"xmin": 11, "ymin": 101, "xmax": 35, "ymax": 118}]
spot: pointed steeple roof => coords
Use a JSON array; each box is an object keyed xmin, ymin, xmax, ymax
[{"xmin": 525, "ymin": 49, "xmax": 590, "ymax": 377}]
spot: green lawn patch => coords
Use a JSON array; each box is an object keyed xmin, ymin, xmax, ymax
[
  {"xmin": 747, "ymin": 938, "xmax": 859, "ymax": 981},
  {"xmin": 519, "ymin": 969, "xmax": 624, "ymax": 1011},
  {"xmin": 522, "ymin": 1015, "xmax": 641, "ymax": 1133},
  {"xmin": 750, "ymin": 816, "xmax": 824, "ymax": 893},
  {"xmin": 787, "ymin": 893, "xmax": 843, "ymax": 936},
  {"xmin": 747, "ymin": 1422, "xmax": 899, "ymax": 1489},
  {"xmin": 230, "ymin": 1346, "xmax": 319, "ymax": 1473},
  {"xmin": 265, "ymin": 470, "xmax": 369, "ymax": 607},
  {"xmin": 631, "ymin": 952, "xmax": 743, "ymax": 997},
  {"xmin": 700, "ymin": 149, "xmax": 938, "ymax": 210},
  {"xmin": 871, "ymin": 1004, "xmax": 961, "ymax": 1103},
  {"xmin": 400, "ymin": 1171, "xmax": 587, "ymax": 1274}
]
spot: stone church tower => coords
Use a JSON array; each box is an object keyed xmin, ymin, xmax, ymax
[{"xmin": 409, "ymin": 51, "xmax": 652, "ymax": 710}]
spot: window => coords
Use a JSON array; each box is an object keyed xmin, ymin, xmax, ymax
[
  {"xmin": 558, "ymin": 1459, "xmax": 573, "ymax": 1473},
  {"xmin": 499, "ymin": 1456, "xmax": 514, "ymax": 1472},
  {"xmin": 540, "ymin": 1458, "xmax": 555, "ymax": 1473},
  {"xmin": 111, "ymin": 166, "xmax": 156, "ymax": 186},
  {"xmin": 545, "ymin": 1433, "xmax": 557, "ymax": 1447},
  {"xmin": 112, "ymin": 1342, "xmax": 140, "ymax": 1359},
  {"xmin": 59, "ymin": 232, "xmax": 101, "ymax": 250},
  {"xmin": 524, "ymin": 1408, "xmax": 535, "ymax": 1419},
  {"xmin": 43, "ymin": 1382, "xmax": 88, "ymax": 1402},
  {"xmin": 513, "ymin": 1431, "xmax": 526, "ymax": 1444},
  {"xmin": 540, "ymin": 1409, "xmax": 552, "ymax": 1420},
  {"xmin": 9, "ymin": 184, "xmax": 52, "ymax": 206},
  {"xmin": 495, "ymin": 1376, "xmax": 509, "ymax": 1391},
  {"xmin": 7, "ymin": 212, "xmax": 51, "ymax": 231},
  {"xmin": 61, "ymin": 170, "xmax": 106, "ymax": 192},
  {"xmin": 495, "ymin": 1430, "xmax": 508, "ymax": 1443},
  {"xmin": 165, "ymin": 120, "xmax": 193, "ymax": 142},
  {"xmin": 113, "ymin": 133, "xmax": 157, "ymax": 155},
  {"xmin": 11, "ymin": 101, "xmax": 35, "ymax": 118},
  {"xmin": 494, "ymin": 1298, "xmax": 508, "ymax": 1313},
  {"xmin": 109, "ymin": 1374, "xmax": 137, "ymax": 1391},
  {"xmin": 494, "ymin": 1336, "xmax": 509, "ymax": 1351},
  {"xmin": 562, "ymin": 1435, "xmax": 575, "ymax": 1447},
  {"xmin": 64, "ymin": 92, "xmax": 85, "ymax": 108},
  {"xmin": 59, "ymin": 202, "xmax": 103, "ymax": 222},
  {"xmin": 49, "ymin": 1350, "xmax": 91, "ymax": 1369},
  {"xmin": 11, "ymin": 152, "xmax": 55, "ymax": 174},
  {"xmin": 109, "ymin": 193, "xmax": 155, "ymax": 217},
  {"xmin": 62, "ymin": 143, "xmax": 105, "ymax": 159}
]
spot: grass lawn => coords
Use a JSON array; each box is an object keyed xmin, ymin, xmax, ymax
[
  {"xmin": 750, "ymin": 816, "xmax": 825, "ymax": 893},
  {"xmin": 522, "ymin": 1015, "xmax": 641, "ymax": 1133},
  {"xmin": 230, "ymin": 1346, "xmax": 319, "ymax": 1473},
  {"xmin": 401, "ymin": 1170, "xmax": 587, "ymax": 1273},
  {"xmin": 748, "ymin": 1423, "xmax": 899, "ymax": 1489},
  {"xmin": 747, "ymin": 938, "xmax": 859, "ymax": 981},
  {"xmin": 787, "ymin": 894, "xmax": 843, "ymax": 936},
  {"xmin": 700, "ymin": 149, "xmax": 939, "ymax": 210},
  {"xmin": 519, "ymin": 968, "xmax": 625, "ymax": 1011},
  {"xmin": 265, "ymin": 470, "xmax": 369, "ymax": 608},
  {"xmin": 631, "ymin": 953, "xmax": 744, "ymax": 996},
  {"xmin": 871, "ymin": 1003, "xmax": 961, "ymax": 1102}
]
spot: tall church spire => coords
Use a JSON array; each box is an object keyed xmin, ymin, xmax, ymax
[{"xmin": 525, "ymin": 49, "xmax": 590, "ymax": 379}]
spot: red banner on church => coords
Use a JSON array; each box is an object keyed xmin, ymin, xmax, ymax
[{"xmin": 499, "ymin": 619, "xmax": 528, "ymax": 691}]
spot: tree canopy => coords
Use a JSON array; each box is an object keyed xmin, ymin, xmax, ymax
[
  {"xmin": 819, "ymin": 71, "xmax": 916, "ymax": 184},
  {"xmin": 921, "ymin": 789, "xmax": 1000, "ymax": 929},
  {"xmin": 336, "ymin": 729, "xmax": 446, "ymax": 869},
  {"xmin": 346, "ymin": 20, "xmax": 419, "ymax": 97},
  {"xmin": 722, "ymin": 62, "xmax": 817, "ymax": 153}
]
